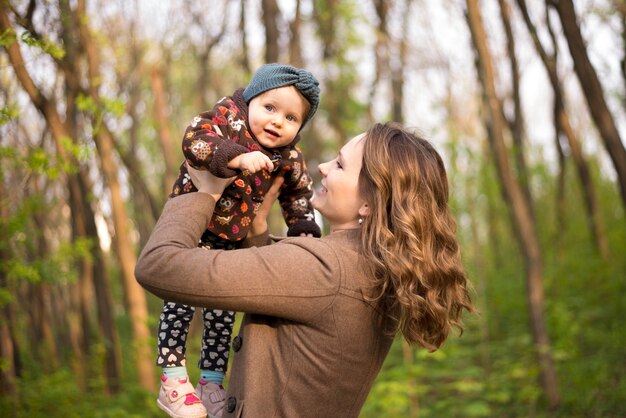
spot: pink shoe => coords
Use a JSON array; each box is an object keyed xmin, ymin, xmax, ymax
[
  {"xmin": 195, "ymin": 379, "xmax": 226, "ymax": 418},
  {"xmin": 157, "ymin": 375, "xmax": 207, "ymax": 418}
]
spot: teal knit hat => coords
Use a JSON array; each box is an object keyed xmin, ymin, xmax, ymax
[{"xmin": 243, "ymin": 63, "xmax": 320, "ymax": 128}]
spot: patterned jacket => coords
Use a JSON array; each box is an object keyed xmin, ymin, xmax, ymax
[{"xmin": 170, "ymin": 88, "xmax": 321, "ymax": 241}]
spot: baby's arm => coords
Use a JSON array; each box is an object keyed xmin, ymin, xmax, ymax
[
  {"xmin": 182, "ymin": 98, "xmax": 248, "ymax": 178},
  {"xmin": 278, "ymin": 150, "xmax": 321, "ymax": 238},
  {"xmin": 227, "ymin": 151, "xmax": 274, "ymax": 174}
]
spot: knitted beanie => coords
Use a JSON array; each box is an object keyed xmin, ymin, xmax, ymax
[{"xmin": 243, "ymin": 63, "xmax": 320, "ymax": 128}]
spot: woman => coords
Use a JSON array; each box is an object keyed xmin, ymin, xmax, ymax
[{"xmin": 136, "ymin": 122, "xmax": 474, "ymax": 417}]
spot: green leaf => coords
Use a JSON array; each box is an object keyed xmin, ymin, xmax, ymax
[{"xmin": 0, "ymin": 28, "xmax": 17, "ymax": 48}]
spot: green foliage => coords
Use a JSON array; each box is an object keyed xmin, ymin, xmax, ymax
[
  {"xmin": 19, "ymin": 30, "xmax": 65, "ymax": 59},
  {"xmin": 0, "ymin": 28, "xmax": 17, "ymax": 47},
  {"xmin": 0, "ymin": 103, "xmax": 20, "ymax": 125},
  {"xmin": 0, "ymin": 368, "xmax": 162, "ymax": 418},
  {"xmin": 361, "ymin": 150, "xmax": 626, "ymax": 417}
]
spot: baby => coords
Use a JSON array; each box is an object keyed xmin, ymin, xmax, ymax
[{"xmin": 156, "ymin": 63, "xmax": 321, "ymax": 418}]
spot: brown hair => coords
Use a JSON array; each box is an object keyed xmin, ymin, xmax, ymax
[{"xmin": 358, "ymin": 123, "xmax": 474, "ymax": 351}]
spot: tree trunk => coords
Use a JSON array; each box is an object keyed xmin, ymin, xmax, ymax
[
  {"xmin": 189, "ymin": 1, "xmax": 228, "ymax": 109},
  {"xmin": 262, "ymin": 0, "xmax": 280, "ymax": 63},
  {"xmin": 497, "ymin": 0, "xmax": 533, "ymax": 215},
  {"xmin": 76, "ymin": 0, "xmax": 154, "ymax": 391},
  {"xmin": 549, "ymin": 0, "xmax": 626, "ymax": 210},
  {"xmin": 0, "ymin": 7, "xmax": 123, "ymax": 393},
  {"xmin": 77, "ymin": 171, "xmax": 124, "ymax": 393},
  {"xmin": 466, "ymin": 0, "xmax": 560, "ymax": 408},
  {"xmin": 151, "ymin": 65, "xmax": 178, "ymax": 201},
  {"xmin": 288, "ymin": 0, "xmax": 303, "ymax": 68},
  {"xmin": 368, "ymin": 0, "xmax": 390, "ymax": 123},
  {"xmin": 240, "ymin": 0, "xmax": 251, "ymax": 73},
  {"xmin": 517, "ymin": 0, "xmax": 609, "ymax": 258},
  {"xmin": 615, "ymin": 0, "xmax": 626, "ymax": 109},
  {"xmin": 0, "ymin": 179, "xmax": 17, "ymax": 399},
  {"xmin": 391, "ymin": 0, "xmax": 412, "ymax": 124},
  {"xmin": 402, "ymin": 341, "xmax": 419, "ymax": 418}
]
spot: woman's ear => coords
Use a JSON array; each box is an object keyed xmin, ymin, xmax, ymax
[{"xmin": 358, "ymin": 203, "xmax": 370, "ymax": 218}]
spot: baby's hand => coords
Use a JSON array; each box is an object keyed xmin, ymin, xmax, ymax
[{"xmin": 228, "ymin": 151, "xmax": 274, "ymax": 174}]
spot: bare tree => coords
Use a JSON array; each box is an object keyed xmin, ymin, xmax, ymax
[
  {"xmin": 75, "ymin": 0, "xmax": 154, "ymax": 391},
  {"xmin": 497, "ymin": 0, "xmax": 533, "ymax": 214},
  {"xmin": 262, "ymin": 0, "xmax": 281, "ymax": 63},
  {"xmin": 368, "ymin": 0, "xmax": 390, "ymax": 124},
  {"xmin": 549, "ymin": 0, "xmax": 626, "ymax": 210},
  {"xmin": 465, "ymin": 0, "xmax": 560, "ymax": 408},
  {"xmin": 516, "ymin": 0, "xmax": 609, "ymax": 258},
  {"xmin": 187, "ymin": 1, "xmax": 229, "ymax": 109},
  {"xmin": 0, "ymin": 4, "xmax": 124, "ymax": 393},
  {"xmin": 151, "ymin": 65, "xmax": 179, "ymax": 201},
  {"xmin": 288, "ymin": 0, "xmax": 303, "ymax": 67},
  {"xmin": 240, "ymin": 0, "xmax": 251, "ymax": 73}
]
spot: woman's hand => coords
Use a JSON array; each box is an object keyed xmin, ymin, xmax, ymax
[
  {"xmin": 248, "ymin": 174, "xmax": 284, "ymax": 237},
  {"xmin": 186, "ymin": 162, "xmax": 234, "ymax": 201}
]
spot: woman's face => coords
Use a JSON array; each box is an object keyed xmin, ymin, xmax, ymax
[{"xmin": 312, "ymin": 133, "xmax": 367, "ymax": 231}]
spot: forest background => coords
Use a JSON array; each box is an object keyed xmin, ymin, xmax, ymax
[{"xmin": 1, "ymin": 0, "xmax": 625, "ymax": 417}]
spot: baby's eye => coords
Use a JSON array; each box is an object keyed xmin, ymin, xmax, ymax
[
  {"xmin": 265, "ymin": 105, "xmax": 274, "ymax": 111},
  {"xmin": 287, "ymin": 115, "xmax": 297, "ymax": 122},
  {"xmin": 336, "ymin": 160, "xmax": 342, "ymax": 169}
]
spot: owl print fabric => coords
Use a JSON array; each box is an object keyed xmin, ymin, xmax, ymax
[{"xmin": 169, "ymin": 87, "xmax": 320, "ymax": 241}]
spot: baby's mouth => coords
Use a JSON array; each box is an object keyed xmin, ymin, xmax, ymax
[{"xmin": 264, "ymin": 128, "xmax": 279, "ymax": 138}]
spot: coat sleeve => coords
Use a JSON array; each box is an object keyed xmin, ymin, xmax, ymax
[
  {"xmin": 135, "ymin": 193, "xmax": 339, "ymax": 322},
  {"xmin": 182, "ymin": 96, "xmax": 249, "ymax": 178},
  {"xmin": 277, "ymin": 147, "xmax": 321, "ymax": 237}
]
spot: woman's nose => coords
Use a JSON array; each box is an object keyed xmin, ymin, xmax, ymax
[{"xmin": 318, "ymin": 161, "xmax": 328, "ymax": 175}]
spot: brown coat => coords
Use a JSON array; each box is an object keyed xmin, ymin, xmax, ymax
[{"xmin": 135, "ymin": 193, "xmax": 395, "ymax": 417}]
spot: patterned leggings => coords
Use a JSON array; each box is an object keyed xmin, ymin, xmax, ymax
[{"xmin": 155, "ymin": 231, "xmax": 240, "ymax": 372}]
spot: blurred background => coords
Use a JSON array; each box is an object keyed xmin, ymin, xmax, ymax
[{"xmin": 1, "ymin": 0, "xmax": 625, "ymax": 417}]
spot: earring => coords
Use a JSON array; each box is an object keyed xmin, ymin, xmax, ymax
[{"xmin": 358, "ymin": 217, "xmax": 363, "ymax": 225}]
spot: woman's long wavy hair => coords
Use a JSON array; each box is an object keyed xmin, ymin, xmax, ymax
[{"xmin": 359, "ymin": 123, "xmax": 475, "ymax": 351}]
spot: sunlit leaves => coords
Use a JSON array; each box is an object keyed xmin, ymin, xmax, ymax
[
  {"xmin": 19, "ymin": 30, "xmax": 65, "ymax": 59},
  {"xmin": 0, "ymin": 28, "xmax": 16, "ymax": 47},
  {"xmin": 0, "ymin": 104, "xmax": 20, "ymax": 125}
]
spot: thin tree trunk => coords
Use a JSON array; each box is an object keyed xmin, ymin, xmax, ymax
[
  {"xmin": 58, "ymin": 0, "xmax": 97, "ymax": 364},
  {"xmin": 77, "ymin": 171, "xmax": 124, "ymax": 393},
  {"xmin": 116, "ymin": 41, "xmax": 160, "ymax": 249},
  {"xmin": 402, "ymin": 341, "xmax": 419, "ymax": 418},
  {"xmin": 615, "ymin": 0, "xmax": 626, "ymax": 109},
  {"xmin": 75, "ymin": 0, "xmax": 154, "ymax": 391},
  {"xmin": 189, "ymin": 1, "xmax": 228, "ymax": 109},
  {"xmin": 262, "ymin": 0, "xmax": 280, "ymax": 63},
  {"xmin": 151, "ymin": 65, "xmax": 178, "ymax": 201},
  {"xmin": 549, "ymin": 0, "xmax": 626, "ymax": 210},
  {"xmin": 240, "ymin": 0, "xmax": 251, "ymax": 73},
  {"xmin": 368, "ymin": 0, "xmax": 390, "ymax": 124},
  {"xmin": 391, "ymin": 0, "xmax": 412, "ymax": 124},
  {"xmin": 466, "ymin": 0, "xmax": 560, "ymax": 408},
  {"xmin": 0, "ymin": 7, "xmax": 123, "ymax": 393},
  {"xmin": 517, "ymin": 0, "xmax": 609, "ymax": 258},
  {"xmin": 554, "ymin": 102, "xmax": 567, "ymax": 256},
  {"xmin": 498, "ymin": 0, "xmax": 533, "ymax": 214},
  {"xmin": 0, "ymin": 178, "xmax": 17, "ymax": 400},
  {"xmin": 0, "ymin": 307, "xmax": 16, "ymax": 398},
  {"xmin": 288, "ymin": 0, "xmax": 303, "ymax": 68},
  {"xmin": 313, "ymin": 0, "xmax": 348, "ymax": 141}
]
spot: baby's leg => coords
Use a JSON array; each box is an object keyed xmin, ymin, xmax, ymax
[
  {"xmin": 198, "ymin": 308, "xmax": 236, "ymax": 372},
  {"xmin": 156, "ymin": 301, "xmax": 195, "ymax": 367}
]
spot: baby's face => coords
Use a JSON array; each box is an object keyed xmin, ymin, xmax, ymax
[{"xmin": 248, "ymin": 86, "xmax": 307, "ymax": 148}]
